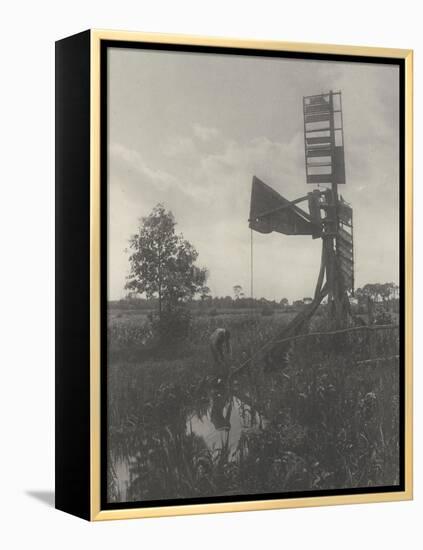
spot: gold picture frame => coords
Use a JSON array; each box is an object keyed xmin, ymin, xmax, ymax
[{"xmin": 55, "ymin": 29, "xmax": 413, "ymax": 521}]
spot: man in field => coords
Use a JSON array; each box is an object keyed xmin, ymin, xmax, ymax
[{"xmin": 209, "ymin": 327, "xmax": 232, "ymax": 377}]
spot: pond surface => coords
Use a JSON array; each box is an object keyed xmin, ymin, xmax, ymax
[
  {"xmin": 112, "ymin": 386, "xmax": 268, "ymax": 501},
  {"xmin": 187, "ymin": 396, "xmax": 267, "ymax": 457}
]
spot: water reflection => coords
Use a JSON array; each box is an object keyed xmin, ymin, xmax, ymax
[
  {"xmin": 114, "ymin": 457, "xmax": 130, "ymax": 502},
  {"xmin": 112, "ymin": 375, "xmax": 267, "ymax": 501},
  {"xmin": 187, "ymin": 390, "xmax": 267, "ymax": 458}
]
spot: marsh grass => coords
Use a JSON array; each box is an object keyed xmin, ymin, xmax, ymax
[{"xmin": 107, "ymin": 310, "xmax": 400, "ymax": 503}]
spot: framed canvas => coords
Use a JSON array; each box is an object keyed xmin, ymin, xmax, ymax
[{"xmin": 55, "ymin": 29, "xmax": 413, "ymax": 521}]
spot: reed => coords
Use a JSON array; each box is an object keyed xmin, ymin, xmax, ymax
[{"xmin": 107, "ymin": 310, "xmax": 400, "ymax": 502}]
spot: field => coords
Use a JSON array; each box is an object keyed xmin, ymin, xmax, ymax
[{"xmin": 107, "ymin": 307, "xmax": 400, "ymax": 503}]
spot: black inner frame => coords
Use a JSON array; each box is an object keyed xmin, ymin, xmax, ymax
[{"xmin": 100, "ymin": 39, "xmax": 406, "ymax": 511}]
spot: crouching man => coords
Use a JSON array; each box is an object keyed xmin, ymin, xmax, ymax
[{"xmin": 209, "ymin": 327, "xmax": 232, "ymax": 378}]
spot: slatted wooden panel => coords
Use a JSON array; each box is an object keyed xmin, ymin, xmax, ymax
[{"xmin": 303, "ymin": 91, "xmax": 346, "ymax": 185}]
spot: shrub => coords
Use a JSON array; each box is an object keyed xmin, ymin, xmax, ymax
[
  {"xmin": 374, "ymin": 309, "xmax": 394, "ymax": 325},
  {"xmin": 150, "ymin": 308, "xmax": 192, "ymax": 351},
  {"xmin": 261, "ymin": 304, "xmax": 274, "ymax": 316}
]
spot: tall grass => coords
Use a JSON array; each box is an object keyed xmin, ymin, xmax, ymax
[{"xmin": 107, "ymin": 310, "xmax": 400, "ymax": 502}]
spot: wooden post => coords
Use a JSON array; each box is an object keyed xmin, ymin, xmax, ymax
[{"xmin": 328, "ymin": 91, "xmax": 351, "ymax": 329}]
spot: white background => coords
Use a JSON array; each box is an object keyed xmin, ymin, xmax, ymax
[{"xmin": 0, "ymin": 1, "xmax": 420, "ymax": 548}]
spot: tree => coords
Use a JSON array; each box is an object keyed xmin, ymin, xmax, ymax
[
  {"xmin": 199, "ymin": 285, "xmax": 211, "ymax": 301},
  {"xmin": 233, "ymin": 285, "xmax": 244, "ymax": 300},
  {"xmin": 199, "ymin": 285, "xmax": 212, "ymax": 309},
  {"xmin": 125, "ymin": 204, "xmax": 208, "ymax": 318},
  {"xmin": 280, "ymin": 298, "xmax": 289, "ymax": 308},
  {"xmin": 380, "ymin": 282, "xmax": 398, "ymax": 304}
]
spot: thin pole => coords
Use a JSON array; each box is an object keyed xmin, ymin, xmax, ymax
[{"xmin": 250, "ymin": 228, "xmax": 254, "ymax": 300}]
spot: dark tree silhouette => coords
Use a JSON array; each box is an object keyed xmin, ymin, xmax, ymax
[{"xmin": 125, "ymin": 204, "xmax": 208, "ymax": 318}]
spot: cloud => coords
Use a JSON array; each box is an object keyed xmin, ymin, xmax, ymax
[
  {"xmin": 109, "ymin": 142, "xmax": 177, "ymax": 192},
  {"xmin": 192, "ymin": 123, "xmax": 219, "ymax": 141},
  {"xmin": 107, "ymin": 57, "xmax": 399, "ymax": 300},
  {"xmin": 164, "ymin": 136, "xmax": 196, "ymax": 157},
  {"xmin": 108, "ymin": 125, "xmax": 312, "ymax": 300}
]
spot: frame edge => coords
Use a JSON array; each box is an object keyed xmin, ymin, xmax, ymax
[{"xmin": 88, "ymin": 32, "xmax": 413, "ymax": 521}]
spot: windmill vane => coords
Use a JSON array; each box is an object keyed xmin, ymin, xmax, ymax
[
  {"xmin": 249, "ymin": 90, "xmax": 355, "ymax": 365},
  {"xmin": 303, "ymin": 91, "xmax": 346, "ymax": 186}
]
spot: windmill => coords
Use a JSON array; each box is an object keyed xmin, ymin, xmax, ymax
[{"xmin": 248, "ymin": 91, "xmax": 354, "ymax": 363}]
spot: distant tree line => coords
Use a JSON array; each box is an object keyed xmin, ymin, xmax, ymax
[
  {"xmin": 355, "ymin": 282, "xmax": 399, "ymax": 314},
  {"xmin": 110, "ymin": 290, "xmax": 314, "ymax": 313},
  {"xmin": 110, "ymin": 282, "xmax": 399, "ymax": 316}
]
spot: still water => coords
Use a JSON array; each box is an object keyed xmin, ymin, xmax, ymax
[
  {"xmin": 114, "ymin": 391, "xmax": 267, "ymax": 501},
  {"xmin": 187, "ymin": 396, "xmax": 267, "ymax": 456}
]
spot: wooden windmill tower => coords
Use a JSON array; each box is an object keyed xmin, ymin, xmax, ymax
[{"xmin": 248, "ymin": 91, "xmax": 354, "ymax": 359}]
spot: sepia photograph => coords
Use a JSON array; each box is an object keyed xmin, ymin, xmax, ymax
[{"xmin": 104, "ymin": 45, "xmax": 402, "ymax": 506}]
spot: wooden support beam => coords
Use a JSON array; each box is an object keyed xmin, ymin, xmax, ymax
[{"xmin": 250, "ymin": 193, "xmax": 311, "ymax": 221}]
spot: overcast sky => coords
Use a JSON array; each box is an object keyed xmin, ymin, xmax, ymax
[{"xmin": 107, "ymin": 47, "xmax": 399, "ymax": 302}]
